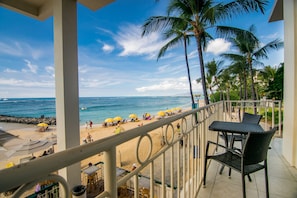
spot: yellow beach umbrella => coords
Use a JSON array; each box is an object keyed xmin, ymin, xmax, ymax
[
  {"xmin": 37, "ymin": 123, "xmax": 48, "ymax": 127},
  {"xmin": 158, "ymin": 111, "xmax": 165, "ymax": 117},
  {"xmin": 105, "ymin": 118, "xmax": 114, "ymax": 123},
  {"xmin": 113, "ymin": 116, "xmax": 122, "ymax": 122},
  {"xmin": 129, "ymin": 114, "xmax": 138, "ymax": 119},
  {"xmin": 165, "ymin": 109, "xmax": 172, "ymax": 115}
]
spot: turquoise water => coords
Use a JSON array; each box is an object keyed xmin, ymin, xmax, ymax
[{"xmin": 0, "ymin": 97, "xmax": 192, "ymax": 125}]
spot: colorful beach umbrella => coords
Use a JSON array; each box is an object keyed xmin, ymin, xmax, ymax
[
  {"xmin": 158, "ymin": 111, "xmax": 165, "ymax": 117},
  {"xmin": 105, "ymin": 118, "xmax": 114, "ymax": 123},
  {"xmin": 129, "ymin": 114, "xmax": 138, "ymax": 119},
  {"xmin": 113, "ymin": 116, "xmax": 122, "ymax": 122}
]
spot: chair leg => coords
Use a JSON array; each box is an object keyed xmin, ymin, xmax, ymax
[
  {"xmin": 203, "ymin": 157, "xmax": 208, "ymax": 186},
  {"xmin": 242, "ymin": 173, "xmax": 246, "ymax": 198},
  {"xmin": 228, "ymin": 168, "xmax": 232, "ymax": 178},
  {"xmin": 247, "ymin": 174, "xmax": 252, "ymax": 182},
  {"xmin": 219, "ymin": 165, "xmax": 225, "ymax": 174},
  {"xmin": 264, "ymin": 163, "xmax": 270, "ymax": 198}
]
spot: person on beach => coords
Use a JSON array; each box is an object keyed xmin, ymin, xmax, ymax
[
  {"xmin": 89, "ymin": 120, "xmax": 93, "ymax": 128},
  {"xmin": 131, "ymin": 163, "xmax": 137, "ymax": 171},
  {"xmin": 85, "ymin": 121, "xmax": 88, "ymax": 130},
  {"xmin": 86, "ymin": 133, "xmax": 93, "ymax": 142},
  {"xmin": 114, "ymin": 124, "xmax": 124, "ymax": 134}
]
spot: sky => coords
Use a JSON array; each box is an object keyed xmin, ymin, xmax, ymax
[{"xmin": 0, "ymin": 0, "xmax": 284, "ymax": 98}]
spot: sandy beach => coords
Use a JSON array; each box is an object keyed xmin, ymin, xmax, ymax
[{"xmin": 0, "ymin": 117, "xmax": 179, "ymax": 171}]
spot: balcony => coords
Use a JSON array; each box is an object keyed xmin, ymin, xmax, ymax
[
  {"xmin": 0, "ymin": 100, "xmax": 296, "ymax": 198},
  {"xmin": 198, "ymin": 137, "xmax": 297, "ymax": 198}
]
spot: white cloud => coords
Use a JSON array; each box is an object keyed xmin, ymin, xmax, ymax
[
  {"xmin": 136, "ymin": 77, "xmax": 190, "ymax": 92},
  {"xmin": 0, "ymin": 77, "xmax": 53, "ymax": 87},
  {"xmin": 96, "ymin": 39, "xmax": 115, "ymax": 53},
  {"xmin": 0, "ymin": 40, "xmax": 45, "ymax": 60},
  {"xmin": 4, "ymin": 68, "xmax": 18, "ymax": 73},
  {"xmin": 102, "ymin": 44, "xmax": 114, "ymax": 53},
  {"xmin": 45, "ymin": 66, "xmax": 55, "ymax": 78},
  {"xmin": 23, "ymin": 59, "xmax": 38, "ymax": 74},
  {"xmin": 115, "ymin": 24, "xmax": 168, "ymax": 57},
  {"xmin": 0, "ymin": 41, "xmax": 23, "ymax": 57},
  {"xmin": 206, "ymin": 38, "xmax": 231, "ymax": 55}
]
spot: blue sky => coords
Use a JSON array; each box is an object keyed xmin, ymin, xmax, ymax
[{"xmin": 0, "ymin": 0, "xmax": 284, "ymax": 98}]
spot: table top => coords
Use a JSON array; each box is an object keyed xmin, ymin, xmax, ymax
[
  {"xmin": 209, "ymin": 121, "xmax": 264, "ymax": 134},
  {"xmin": 83, "ymin": 165, "xmax": 99, "ymax": 175}
]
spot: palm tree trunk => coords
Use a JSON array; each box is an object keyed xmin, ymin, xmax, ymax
[
  {"xmin": 243, "ymin": 70, "xmax": 248, "ymax": 100},
  {"xmin": 248, "ymin": 62, "xmax": 257, "ymax": 114},
  {"xmin": 196, "ymin": 37, "xmax": 209, "ymax": 105},
  {"xmin": 183, "ymin": 36, "xmax": 195, "ymax": 106}
]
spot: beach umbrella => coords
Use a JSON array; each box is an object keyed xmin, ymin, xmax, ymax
[
  {"xmin": 8, "ymin": 139, "xmax": 53, "ymax": 157},
  {"xmin": 113, "ymin": 116, "xmax": 122, "ymax": 122},
  {"xmin": 46, "ymin": 133, "xmax": 57, "ymax": 145},
  {"xmin": 176, "ymin": 107, "xmax": 182, "ymax": 112},
  {"xmin": 37, "ymin": 123, "xmax": 48, "ymax": 127},
  {"xmin": 0, "ymin": 129, "xmax": 19, "ymax": 146},
  {"xmin": 158, "ymin": 111, "xmax": 165, "ymax": 117},
  {"xmin": 129, "ymin": 114, "xmax": 138, "ymax": 119},
  {"xmin": 105, "ymin": 118, "xmax": 114, "ymax": 123},
  {"xmin": 165, "ymin": 109, "xmax": 172, "ymax": 115},
  {"xmin": 0, "ymin": 148, "xmax": 10, "ymax": 161}
]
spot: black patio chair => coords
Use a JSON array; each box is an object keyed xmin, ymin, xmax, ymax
[
  {"xmin": 230, "ymin": 112, "xmax": 263, "ymax": 148},
  {"xmin": 217, "ymin": 113, "xmax": 263, "ymax": 179},
  {"xmin": 203, "ymin": 127, "xmax": 276, "ymax": 198}
]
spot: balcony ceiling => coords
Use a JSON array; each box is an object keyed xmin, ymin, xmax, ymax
[
  {"xmin": 269, "ymin": 0, "xmax": 283, "ymax": 22},
  {"xmin": 0, "ymin": 0, "xmax": 114, "ymax": 20}
]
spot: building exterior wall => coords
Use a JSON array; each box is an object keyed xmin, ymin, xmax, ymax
[{"xmin": 283, "ymin": 0, "xmax": 297, "ymax": 167}]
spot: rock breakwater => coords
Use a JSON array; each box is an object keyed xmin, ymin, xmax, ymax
[{"xmin": 0, "ymin": 115, "xmax": 56, "ymax": 125}]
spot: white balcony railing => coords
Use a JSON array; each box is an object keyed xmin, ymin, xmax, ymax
[{"xmin": 0, "ymin": 100, "xmax": 282, "ymax": 198}]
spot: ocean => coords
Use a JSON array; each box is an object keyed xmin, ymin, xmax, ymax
[{"xmin": 0, "ymin": 96, "xmax": 192, "ymax": 125}]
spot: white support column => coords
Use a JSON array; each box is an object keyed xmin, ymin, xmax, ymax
[
  {"xmin": 104, "ymin": 147, "xmax": 117, "ymax": 197},
  {"xmin": 283, "ymin": 0, "xmax": 297, "ymax": 167},
  {"xmin": 53, "ymin": 0, "xmax": 81, "ymax": 188}
]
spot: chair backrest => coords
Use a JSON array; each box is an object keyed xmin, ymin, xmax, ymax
[
  {"xmin": 242, "ymin": 112, "xmax": 262, "ymax": 124},
  {"xmin": 242, "ymin": 127, "xmax": 276, "ymax": 165}
]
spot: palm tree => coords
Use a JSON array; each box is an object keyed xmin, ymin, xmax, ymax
[
  {"xmin": 156, "ymin": 20, "xmax": 196, "ymax": 106},
  {"xmin": 258, "ymin": 65, "xmax": 277, "ymax": 98},
  {"xmin": 221, "ymin": 53, "xmax": 248, "ymax": 100},
  {"xmin": 217, "ymin": 25, "xmax": 283, "ymax": 101},
  {"xmin": 205, "ymin": 59, "xmax": 223, "ymax": 101},
  {"xmin": 142, "ymin": 0, "xmax": 269, "ymax": 105}
]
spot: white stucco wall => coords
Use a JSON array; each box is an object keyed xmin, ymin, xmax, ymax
[{"xmin": 283, "ymin": 0, "xmax": 297, "ymax": 167}]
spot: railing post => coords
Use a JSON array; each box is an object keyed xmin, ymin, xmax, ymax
[
  {"xmin": 104, "ymin": 147, "xmax": 117, "ymax": 197},
  {"xmin": 278, "ymin": 101, "xmax": 282, "ymax": 136}
]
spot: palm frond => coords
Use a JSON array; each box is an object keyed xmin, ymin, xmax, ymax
[
  {"xmin": 253, "ymin": 39, "xmax": 284, "ymax": 59},
  {"xmin": 142, "ymin": 16, "xmax": 182, "ymax": 36},
  {"xmin": 223, "ymin": 0, "xmax": 268, "ymax": 16},
  {"xmin": 157, "ymin": 35, "xmax": 184, "ymax": 60}
]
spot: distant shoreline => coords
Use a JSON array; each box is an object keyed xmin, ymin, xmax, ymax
[{"xmin": 0, "ymin": 115, "xmax": 56, "ymax": 125}]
